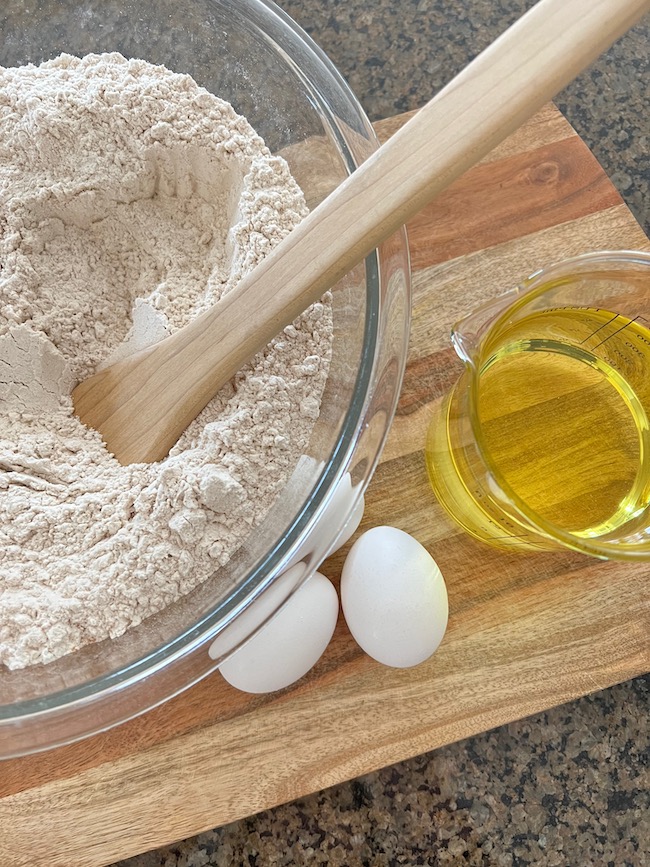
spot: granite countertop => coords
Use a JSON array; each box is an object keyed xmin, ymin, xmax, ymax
[
  {"xmin": 1, "ymin": 0, "xmax": 647, "ymax": 863},
  {"xmin": 116, "ymin": 2, "xmax": 648, "ymax": 866},
  {"xmin": 281, "ymin": 0, "xmax": 649, "ymax": 235}
]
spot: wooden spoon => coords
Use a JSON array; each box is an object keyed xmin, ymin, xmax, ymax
[{"xmin": 72, "ymin": 0, "xmax": 650, "ymax": 464}]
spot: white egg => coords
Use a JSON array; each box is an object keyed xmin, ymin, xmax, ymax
[
  {"xmin": 334, "ymin": 487, "xmax": 365, "ymax": 550},
  {"xmin": 208, "ymin": 563, "xmax": 308, "ymax": 661},
  {"xmin": 341, "ymin": 526, "xmax": 448, "ymax": 668},
  {"xmin": 285, "ymin": 471, "xmax": 365, "ymax": 570},
  {"xmin": 218, "ymin": 570, "xmax": 338, "ymax": 693}
]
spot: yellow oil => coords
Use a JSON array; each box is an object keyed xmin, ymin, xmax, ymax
[{"xmin": 426, "ymin": 307, "xmax": 650, "ymax": 544}]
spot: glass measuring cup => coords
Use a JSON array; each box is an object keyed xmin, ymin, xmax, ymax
[{"xmin": 426, "ymin": 250, "xmax": 650, "ymax": 560}]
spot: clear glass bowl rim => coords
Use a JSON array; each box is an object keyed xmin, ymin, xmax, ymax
[{"xmin": 0, "ymin": 0, "xmax": 411, "ymax": 752}]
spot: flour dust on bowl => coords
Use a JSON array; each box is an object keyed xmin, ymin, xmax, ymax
[{"xmin": 0, "ymin": 0, "xmax": 410, "ymax": 757}]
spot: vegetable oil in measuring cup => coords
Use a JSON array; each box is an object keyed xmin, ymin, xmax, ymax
[{"xmin": 426, "ymin": 306, "xmax": 650, "ymax": 546}]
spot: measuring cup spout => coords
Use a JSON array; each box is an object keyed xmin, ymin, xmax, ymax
[{"xmin": 450, "ymin": 288, "xmax": 520, "ymax": 364}]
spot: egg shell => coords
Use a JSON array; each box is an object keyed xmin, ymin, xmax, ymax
[
  {"xmin": 341, "ymin": 526, "xmax": 448, "ymax": 668},
  {"xmin": 285, "ymin": 471, "xmax": 365, "ymax": 570},
  {"xmin": 208, "ymin": 563, "xmax": 307, "ymax": 661},
  {"xmin": 218, "ymin": 570, "xmax": 338, "ymax": 693}
]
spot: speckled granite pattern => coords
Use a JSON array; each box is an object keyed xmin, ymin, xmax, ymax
[
  {"xmin": 279, "ymin": 0, "xmax": 649, "ymax": 234},
  {"xmin": 112, "ymin": 2, "xmax": 648, "ymax": 864},
  {"xmin": 116, "ymin": 677, "xmax": 649, "ymax": 866},
  {"xmin": 1, "ymin": 0, "xmax": 646, "ymax": 863}
]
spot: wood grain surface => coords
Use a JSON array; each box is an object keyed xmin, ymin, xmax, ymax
[
  {"xmin": 70, "ymin": 0, "xmax": 649, "ymax": 465},
  {"xmin": 1, "ymin": 105, "xmax": 649, "ymax": 867}
]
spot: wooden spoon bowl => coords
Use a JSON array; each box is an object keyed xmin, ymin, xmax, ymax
[{"xmin": 72, "ymin": 0, "xmax": 650, "ymax": 464}]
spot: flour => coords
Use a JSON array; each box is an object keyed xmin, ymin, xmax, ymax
[{"xmin": 0, "ymin": 53, "xmax": 332, "ymax": 670}]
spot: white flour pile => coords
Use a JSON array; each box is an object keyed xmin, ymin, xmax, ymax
[{"xmin": 0, "ymin": 53, "xmax": 332, "ymax": 670}]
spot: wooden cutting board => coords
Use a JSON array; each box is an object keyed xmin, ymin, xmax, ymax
[{"xmin": 1, "ymin": 105, "xmax": 649, "ymax": 867}]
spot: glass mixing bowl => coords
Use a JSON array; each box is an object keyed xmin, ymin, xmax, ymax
[{"xmin": 0, "ymin": 0, "xmax": 410, "ymax": 757}]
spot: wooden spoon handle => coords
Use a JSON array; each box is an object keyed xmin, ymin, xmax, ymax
[{"xmin": 73, "ymin": 0, "xmax": 650, "ymax": 464}]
